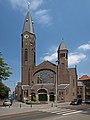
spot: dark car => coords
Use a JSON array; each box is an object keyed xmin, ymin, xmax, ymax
[
  {"xmin": 70, "ymin": 98, "xmax": 82, "ymax": 105},
  {"xmin": 85, "ymin": 100, "xmax": 90, "ymax": 104}
]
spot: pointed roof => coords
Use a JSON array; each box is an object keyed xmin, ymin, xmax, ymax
[
  {"xmin": 22, "ymin": 11, "xmax": 35, "ymax": 34},
  {"xmin": 58, "ymin": 38, "xmax": 68, "ymax": 51}
]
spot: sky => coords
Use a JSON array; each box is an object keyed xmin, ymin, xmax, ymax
[{"xmin": 0, "ymin": 0, "xmax": 90, "ymax": 92}]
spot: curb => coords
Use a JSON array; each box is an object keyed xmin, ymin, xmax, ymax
[{"xmin": 0, "ymin": 110, "xmax": 40, "ymax": 119}]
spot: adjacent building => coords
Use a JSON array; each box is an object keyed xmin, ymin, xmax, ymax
[{"xmin": 77, "ymin": 75, "xmax": 90, "ymax": 101}]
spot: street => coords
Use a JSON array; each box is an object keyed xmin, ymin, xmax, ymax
[
  {"xmin": 0, "ymin": 110, "xmax": 90, "ymax": 120},
  {"xmin": 0, "ymin": 102, "xmax": 90, "ymax": 120}
]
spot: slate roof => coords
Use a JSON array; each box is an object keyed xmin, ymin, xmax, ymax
[
  {"xmin": 22, "ymin": 11, "xmax": 35, "ymax": 34},
  {"xmin": 58, "ymin": 39, "xmax": 68, "ymax": 51}
]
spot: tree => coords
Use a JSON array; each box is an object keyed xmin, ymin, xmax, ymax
[
  {"xmin": 0, "ymin": 81, "xmax": 10, "ymax": 99},
  {"xmin": 0, "ymin": 52, "xmax": 12, "ymax": 81},
  {"xmin": 0, "ymin": 52, "xmax": 12, "ymax": 99}
]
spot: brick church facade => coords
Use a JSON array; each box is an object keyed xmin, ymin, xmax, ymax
[{"xmin": 15, "ymin": 8, "xmax": 77, "ymax": 103}]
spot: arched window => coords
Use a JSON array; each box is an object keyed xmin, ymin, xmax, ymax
[
  {"xmin": 73, "ymin": 79, "xmax": 74, "ymax": 87},
  {"xmin": 25, "ymin": 49, "xmax": 28, "ymax": 61},
  {"xmin": 60, "ymin": 53, "xmax": 65, "ymax": 58},
  {"xmin": 37, "ymin": 70, "xmax": 54, "ymax": 84}
]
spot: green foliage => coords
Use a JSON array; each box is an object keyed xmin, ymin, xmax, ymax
[
  {"xmin": 0, "ymin": 52, "xmax": 12, "ymax": 99},
  {"xmin": 0, "ymin": 81, "xmax": 10, "ymax": 99},
  {"xmin": 0, "ymin": 52, "xmax": 12, "ymax": 81}
]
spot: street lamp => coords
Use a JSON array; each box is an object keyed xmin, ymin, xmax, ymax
[
  {"xmin": 29, "ymin": 94, "xmax": 31, "ymax": 101},
  {"xmin": 29, "ymin": 94, "xmax": 32, "ymax": 107},
  {"xmin": 55, "ymin": 60, "xmax": 58, "ymax": 107}
]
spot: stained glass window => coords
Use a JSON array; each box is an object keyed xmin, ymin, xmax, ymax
[{"xmin": 37, "ymin": 70, "xmax": 54, "ymax": 84}]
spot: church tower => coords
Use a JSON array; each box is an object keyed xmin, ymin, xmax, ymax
[
  {"xmin": 58, "ymin": 39, "xmax": 68, "ymax": 68},
  {"xmin": 57, "ymin": 39, "xmax": 69, "ymax": 84},
  {"xmin": 21, "ymin": 5, "xmax": 36, "ymax": 86}
]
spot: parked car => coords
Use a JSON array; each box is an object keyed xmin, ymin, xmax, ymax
[
  {"xmin": 3, "ymin": 100, "xmax": 12, "ymax": 106},
  {"xmin": 70, "ymin": 98, "xmax": 82, "ymax": 105},
  {"xmin": 85, "ymin": 100, "xmax": 90, "ymax": 104}
]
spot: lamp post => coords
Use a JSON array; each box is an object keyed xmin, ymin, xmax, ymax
[
  {"xmin": 55, "ymin": 61, "xmax": 58, "ymax": 107},
  {"xmin": 29, "ymin": 94, "xmax": 32, "ymax": 107}
]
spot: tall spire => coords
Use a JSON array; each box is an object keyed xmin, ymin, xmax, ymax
[{"xmin": 22, "ymin": 1, "xmax": 35, "ymax": 34}]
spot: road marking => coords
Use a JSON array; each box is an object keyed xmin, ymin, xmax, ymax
[
  {"xmin": 42, "ymin": 108, "xmax": 83, "ymax": 116},
  {"xmin": 54, "ymin": 109, "xmax": 76, "ymax": 114},
  {"xmin": 62, "ymin": 111, "xmax": 82, "ymax": 116},
  {"xmin": 51, "ymin": 110, "xmax": 63, "ymax": 113},
  {"xmin": 45, "ymin": 108, "xmax": 80, "ymax": 116}
]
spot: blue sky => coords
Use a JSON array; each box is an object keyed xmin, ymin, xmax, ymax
[{"xmin": 0, "ymin": 0, "xmax": 90, "ymax": 92}]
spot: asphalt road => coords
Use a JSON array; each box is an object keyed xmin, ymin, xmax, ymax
[
  {"xmin": 0, "ymin": 104, "xmax": 90, "ymax": 120},
  {"xmin": 0, "ymin": 111, "xmax": 90, "ymax": 120}
]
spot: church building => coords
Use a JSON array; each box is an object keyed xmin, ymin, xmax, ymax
[{"xmin": 15, "ymin": 6, "xmax": 77, "ymax": 103}]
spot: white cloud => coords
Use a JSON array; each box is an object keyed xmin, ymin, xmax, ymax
[
  {"xmin": 41, "ymin": 47, "xmax": 86, "ymax": 67},
  {"xmin": 9, "ymin": 0, "xmax": 27, "ymax": 10},
  {"xmin": 34, "ymin": 9, "xmax": 52, "ymax": 25},
  {"xmin": 78, "ymin": 43, "xmax": 90, "ymax": 51},
  {"xmin": 9, "ymin": 0, "xmax": 43, "ymax": 10},
  {"xmin": 41, "ymin": 47, "xmax": 57, "ymax": 62},
  {"xmin": 8, "ymin": 0, "xmax": 51, "ymax": 25},
  {"xmin": 68, "ymin": 53, "xmax": 86, "ymax": 66},
  {"xmin": 42, "ymin": 52, "xmax": 57, "ymax": 62},
  {"xmin": 30, "ymin": 0, "xmax": 43, "ymax": 10}
]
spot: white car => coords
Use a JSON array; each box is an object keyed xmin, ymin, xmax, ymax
[{"xmin": 3, "ymin": 100, "xmax": 12, "ymax": 106}]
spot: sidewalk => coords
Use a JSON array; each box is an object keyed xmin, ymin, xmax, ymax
[{"xmin": 0, "ymin": 101, "xmax": 70, "ymax": 117}]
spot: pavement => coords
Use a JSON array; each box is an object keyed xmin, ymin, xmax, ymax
[{"xmin": 0, "ymin": 101, "xmax": 70, "ymax": 117}]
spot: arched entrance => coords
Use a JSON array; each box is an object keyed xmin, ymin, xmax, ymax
[
  {"xmin": 38, "ymin": 89, "xmax": 47, "ymax": 101},
  {"xmin": 49, "ymin": 92, "xmax": 54, "ymax": 101}
]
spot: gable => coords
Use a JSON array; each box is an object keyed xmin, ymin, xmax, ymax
[{"xmin": 33, "ymin": 61, "xmax": 56, "ymax": 75}]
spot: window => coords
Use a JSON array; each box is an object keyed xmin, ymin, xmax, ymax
[
  {"xmin": 60, "ymin": 53, "xmax": 65, "ymax": 58},
  {"xmin": 73, "ymin": 79, "xmax": 74, "ymax": 86},
  {"xmin": 34, "ymin": 52, "xmax": 35, "ymax": 64},
  {"xmin": 80, "ymin": 91, "xmax": 82, "ymax": 94},
  {"xmin": 59, "ymin": 91, "xmax": 61, "ymax": 96},
  {"xmin": 73, "ymin": 92, "xmax": 75, "ymax": 96},
  {"xmin": 37, "ymin": 70, "xmax": 54, "ymax": 84},
  {"xmin": 37, "ymin": 76, "xmax": 39, "ymax": 83},
  {"xmin": 25, "ymin": 49, "xmax": 28, "ymax": 61},
  {"xmin": 66, "ymin": 53, "xmax": 68, "ymax": 59}
]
